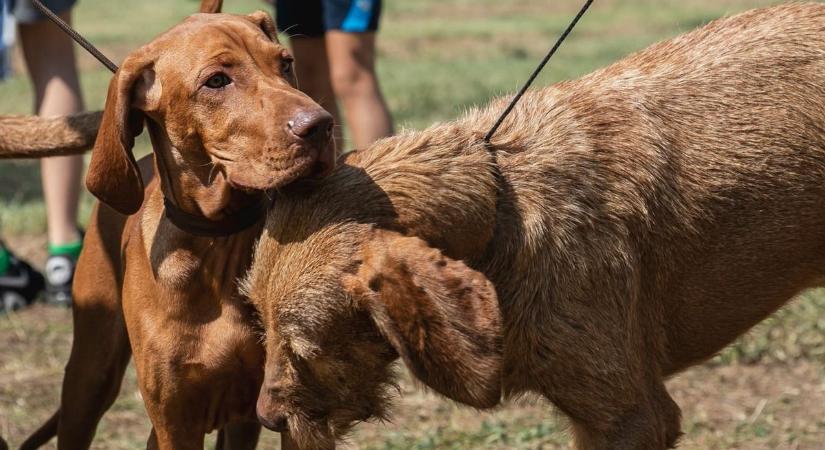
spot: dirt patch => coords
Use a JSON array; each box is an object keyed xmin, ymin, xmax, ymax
[{"xmin": 348, "ymin": 362, "xmax": 825, "ymax": 449}]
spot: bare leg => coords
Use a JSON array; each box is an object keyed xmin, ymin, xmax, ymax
[
  {"xmin": 325, "ymin": 31, "xmax": 392, "ymax": 148},
  {"xmin": 289, "ymin": 36, "xmax": 343, "ymax": 149},
  {"xmin": 18, "ymin": 11, "xmax": 84, "ymax": 246}
]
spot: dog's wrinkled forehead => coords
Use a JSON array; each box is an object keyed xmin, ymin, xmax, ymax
[
  {"xmin": 146, "ymin": 12, "xmax": 284, "ymax": 78},
  {"xmin": 182, "ymin": 11, "xmax": 279, "ymax": 43}
]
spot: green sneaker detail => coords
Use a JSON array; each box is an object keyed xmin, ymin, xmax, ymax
[
  {"xmin": 47, "ymin": 240, "xmax": 83, "ymax": 260},
  {"xmin": 0, "ymin": 245, "xmax": 10, "ymax": 276}
]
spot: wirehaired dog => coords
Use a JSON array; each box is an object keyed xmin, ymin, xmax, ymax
[{"xmin": 243, "ymin": 3, "xmax": 825, "ymax": 449}]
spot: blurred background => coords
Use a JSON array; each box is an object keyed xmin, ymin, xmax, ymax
[{"xmin": 1, "ymin": 0, "xmax": 824, "ymax": 448}]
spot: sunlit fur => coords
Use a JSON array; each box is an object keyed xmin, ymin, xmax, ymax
[
  {"xmin": 246, "ymin": 4, "xmax": 825, "ymax": 449},
  {"xmin": 0, "ymin": 112, "xmax": 100, "ymax": 159},
  {"xmin": 22, "ymin": 8, "xmax": 333, "ymax": 450}
]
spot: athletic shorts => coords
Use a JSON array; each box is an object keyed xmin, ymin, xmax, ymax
[
  {"xmin": 10, "ymin": 0, "xmax": 77, "ymax": 24},
  {"xmin": 276, "ymin": 0, "xmax": 382, "ymax": 37}
]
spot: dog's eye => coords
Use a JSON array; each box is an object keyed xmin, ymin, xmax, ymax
[
  {"xmin": 281, "ymin": 58, "xmax": 294, "ymax": 76},
  {"xmin": 204, "ymin": 73, "xmax": 232, "ymax": 89}
]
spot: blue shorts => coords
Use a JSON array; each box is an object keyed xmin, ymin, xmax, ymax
[
  {"xmin": 276, "ymin": 0, "xmax": 382, "ymax": 37},
  {"xmin": 10, "ymin": 0, "xmax": 77, "ymax": 24}
]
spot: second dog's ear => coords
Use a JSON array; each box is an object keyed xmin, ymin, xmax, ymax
[
  {"xmin": 247, "ymin": 10, "xmax": 278, "ymax": 41},
  {"xmin": 86, "ymin": 51, "xmax": 160, "ymax": 215},
  {"xmin": 343, "ymin": 230, "xmax": 503, "ymax": 409},
  {"xmin": 199, "ymin": 0, "xmax": 222, "ymax": 13}
]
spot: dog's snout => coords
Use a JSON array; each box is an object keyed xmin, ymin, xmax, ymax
[
  {"xmin": 258, "ymin": 410, "xmax": 289, "ymax": 432},
  {"xmin": 257, "ymin": 383, "xmax": 290, "ymax": 432},
  {"xmin": 288, "ymin": 109, "xmax": 334, "ymax": 141}
]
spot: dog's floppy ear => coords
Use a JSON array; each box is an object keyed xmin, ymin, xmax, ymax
[
  {"xmin": 199, "ymin": 0, "xmax": 222, "ymax": 13},
  {"xmin": 247, "ymin": 10, "xmax": 278, "ymax": 41},
  {"xmin": 343, "ymin": 230, "xmax": 503, "ymax": 409},
  {"xmin": 86, "ymin": 52, "xmax": 159, "ymax": 215}
]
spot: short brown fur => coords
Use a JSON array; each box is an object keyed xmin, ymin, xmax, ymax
[
  {"xmin": 23, "ymin": 6, "xmax": 333, "ymax": 450},
  {"xmin": 245, "ymin": 4, "xmax": 825, "ymax": 449}
]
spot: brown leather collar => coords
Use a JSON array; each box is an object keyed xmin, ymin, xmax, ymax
[{"xmin": 163, "ymin": 197, "xmax": 266, "ymax": 238}]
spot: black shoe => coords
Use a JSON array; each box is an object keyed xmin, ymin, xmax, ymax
[
  {"xmin": 0, "ymin": 251, "xmax": 46, "ymax": 313},
  {"xmin": 45, "ymin": 253, "xmax": 76, "ymax": 307}
]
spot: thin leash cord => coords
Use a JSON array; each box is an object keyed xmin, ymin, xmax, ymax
[
  {"xmin": 484, "ymin": 0, "xmax": 594, "ymax": 143},
  {"xmin": 30, "ymin": 0, "xmax": 118, "ymax": 73},
  {"xmin": 32, "ymin": 0, "xmax": 590, "ymax": 140}
]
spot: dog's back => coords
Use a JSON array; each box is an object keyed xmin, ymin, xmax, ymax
[{"xmin": 479, "ymin": 2, "xmax": 825, "ymax": 382}]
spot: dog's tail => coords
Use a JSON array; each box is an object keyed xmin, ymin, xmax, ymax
[
  {"xmin": 18, "ymin": 410, "xmax": 59, "ymax": 450},
  {"xmin": 199, "ymin": 0, "xmax": 222, "ymax": 13},
  {"xmin": 0, "ymin": 111, "xmax": 102, "ymax": 159}
]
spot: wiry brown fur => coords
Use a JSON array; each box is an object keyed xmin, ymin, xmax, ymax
[
  {"xmin": 0, "ymin": 111, "xmax": 101, "ymax": 159},
  {"xmin": 245, "ymin": 4, "xmax": 825, "ymax": 449}
]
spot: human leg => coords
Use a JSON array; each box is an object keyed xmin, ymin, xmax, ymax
[
  {"xmin": 18, "ymin": 6, "xmax": 84, "ymax": 304},
  {"xmin": 275, "ymin": 0, "xmax": 343, "ymax": 148},
  {"xmin": 325, "ymin": 30, "xmax": 392, "ymax": 148}
]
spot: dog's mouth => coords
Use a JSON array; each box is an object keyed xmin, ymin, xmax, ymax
[
  {"xmin": 281, "ymin": 412, "xmax": 339, "ymax": 450},
  {"xmin": 222, "ymin": 145, "xmax": 336, "ymax": 192}
]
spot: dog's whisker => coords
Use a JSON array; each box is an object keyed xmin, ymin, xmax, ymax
[
  {"xmin": 207, "ymin": 163, "xmax": 219, "ymax": 184},
  {"xmin": 279, "ymin": 24, "xmax": 301, "ymax": 39}
]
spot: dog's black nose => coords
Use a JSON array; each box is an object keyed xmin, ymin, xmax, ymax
[
  {"xmin": 288, "ymin": 109, "xmax": 334, "ymax": 141},
  {"xmin": 258, "ymin": 411, "xmax": 289, "ymax": 432}
]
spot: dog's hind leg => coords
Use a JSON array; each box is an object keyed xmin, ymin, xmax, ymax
[
  {"xmin": 22, "ymin": 205, "xmax": 131, "ymax": 450},
  {"xmin": 23, "ymin": 322, "xmax": 131, "ymax": 450},
  {"xmin": 215, "ymin": 421, "xmax": 261, "ymax": 450},
  {"xmin": 19, "ymin": 297, "xmax": 131, "ymax": 450},
  {"xmin": 58, "ymin": 206, "xmax": 132, "ymax": 450},
  {"xmin": 55, "ymin": 309, "xmax": 131, "ymax": 449},
  {"xmin": 19, "ymin": 411, "xmax": 58, "ymax": 450}
]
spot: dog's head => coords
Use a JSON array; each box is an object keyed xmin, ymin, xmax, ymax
[
  {"xmin": 87, "ymin": 9, "xmax": 334, "ymax": 215},
  {"xmin": 245, "ymin": 221, "xmax": 502, "ymax": 448}
]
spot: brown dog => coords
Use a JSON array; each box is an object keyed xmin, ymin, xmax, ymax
[
  {"xmin": 22, "ymin": 5, "xmax": 334, "ymax": 450},
  {"xmin": 243, "ymin": 3, "xmax": 825, "ymax": 449},
  {"xmin": 0, "ymin": 112, "xmax": 100, "ymax": 159}
]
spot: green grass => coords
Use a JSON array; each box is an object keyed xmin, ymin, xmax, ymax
[
  {"xmin": 367, "ymin": 419, "xmax": 568, "ymax": 450},
  {"xmin": 1, "ymin": 1, "xmax": 825, "ymax": 448}
]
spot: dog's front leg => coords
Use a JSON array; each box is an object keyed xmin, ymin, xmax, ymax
[
  {"xmin": 129, "ymin": 331, "xmax": 212, "ymax": 450},
  {"xmin": 568, "ymin": 380, "xmax": 682, "ymax": 450},
  {"xmin": 215, "ymin": 421, "xmax": 261, "ymax": 450},
  {"xmin": 145, "ymin": 424, "xmax": 205, "ymax": 450}
]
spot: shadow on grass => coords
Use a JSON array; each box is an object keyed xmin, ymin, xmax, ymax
[{"xmin": 0, "ymin": 161, "xmax": 42, "ymax": 203}]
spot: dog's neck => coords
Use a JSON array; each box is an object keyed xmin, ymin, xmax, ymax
[
  {"xmin": 146, "ymin": 120, "xmax": 264, "ymax": 237},
  {"xmin": 279, "ymin": 121, "xmax": 501, "ymax": 261}
]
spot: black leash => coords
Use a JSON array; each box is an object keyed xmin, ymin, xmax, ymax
[
  {"xmin": 30, "ymin": 0, "xmax": 118, "ymax": 73},
  {"xmin": 31, "ymin": 0, "xmax": 591, "ymax": 231},
  {"xmin": 32, "ymin": 0, "xmax": 591, "ymax": 143},
  {"xmin": 484, "ymin": 0, "xmax": 594, "ymax": 143}
]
